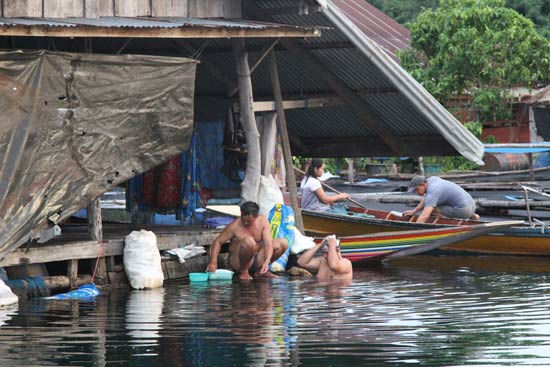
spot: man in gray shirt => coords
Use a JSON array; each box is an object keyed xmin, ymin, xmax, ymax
[{"xmin": 403, "ymin": 176, "xmax": 479, "ymax": 223}]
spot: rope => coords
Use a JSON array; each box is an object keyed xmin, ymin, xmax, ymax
[{"xmin": 90, "ymin": 242, "xmax": 103, "ymax": 284}]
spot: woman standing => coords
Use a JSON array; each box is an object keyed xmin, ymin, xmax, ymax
[{"xmin": 300, "ymin": 159, "xmax": 349, "ymax": 212}]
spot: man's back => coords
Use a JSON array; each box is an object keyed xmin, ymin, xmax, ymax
[{"xmin": 425, "ymin": 176, "xmax": 473, "ymax": 209}]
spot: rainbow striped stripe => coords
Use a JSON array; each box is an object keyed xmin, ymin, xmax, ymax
[{"xmin": 323, "ymin": 227, "xmax": 476, "ymax": 262}]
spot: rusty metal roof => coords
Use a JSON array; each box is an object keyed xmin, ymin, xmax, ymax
[
  {"xmin": 331, "ymin": 0, "xmax": 410, "ymax": 62},
  {"xmin": 0, "ymin": 16, "xmax": 321, "ymax": 38}
]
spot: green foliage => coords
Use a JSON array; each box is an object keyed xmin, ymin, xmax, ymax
[
  {"xmin": 292, "ymin": 157, "xmax": 344, "ymax": 175},
  {"xmin": 368, "ymin": 0, "xmax": 439, "ymax": 24},
  {"xmin": 506, "ymin": 0, "xmax": 550, "ymax": 38},
  {"xmin": 368, "ymin": 0, "xmax": 550, "ymax": 37},
  {"xmin": 399, "ymin": 0, "xmax": 550, "ymax": 124}
]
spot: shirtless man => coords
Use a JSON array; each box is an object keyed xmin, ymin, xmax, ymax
[
  {"xmin": 297, "ymin": 235, "xmax": 352, "ymax": 281},
  {"xmin": 206, "ymin": 201, "xmax": 288, "ymax": 280}
]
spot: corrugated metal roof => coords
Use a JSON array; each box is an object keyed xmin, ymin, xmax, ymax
[
  {"xmin": 0, "ymin": 16, "xmax": 321, "ymax": 38},
  {"xmin": 331, "ymin": 0, "xmax": 410, "ymax": 62},
  {"xmin": 228, "ymin": 0, "xmax": 483, "ymax": 162}
]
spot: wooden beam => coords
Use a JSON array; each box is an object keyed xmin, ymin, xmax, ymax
[
  {"xmin": 233, "ymin": 39, "xmax": 261, "ymax": 203},
  {"xmin": 190, "ymin": 41, "xmax": 355, "ymax": 55},
  {"xmin": 253, "ymin": 96, "xmax": 344, "ymax": 112},
  {"xmin": 0, "ymin": 24, "xmax": 320, "ymax": 38},
  {"xmin": 281, "ymin": 40, "xmax": 403, "ymax": 155},
  {"xmin": 0, "ymin": 231, "xmax": 220, "ymax": 267},
  {"xmin": 269, "ymin": 50, "xmax": 304, "ymax": 232},
  {"xmin": 228, "ymin": 38, "xmax": 280, "ymax": 97}
]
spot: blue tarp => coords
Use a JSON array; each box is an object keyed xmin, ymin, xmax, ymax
[{"xmin": 484, "ymin": 147, "xmax": 550, "ymax": 153}]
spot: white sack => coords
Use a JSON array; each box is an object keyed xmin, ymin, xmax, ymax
[
  {"xmin": 124, "ymin": 230, "xmax": 164, "ymax": 290},
  {"xmin": 291, "ymin": 227, "xmax": 316, "ymax": 254},
  {"xmin": 0, "ymin": 279, "xmax": 18, "ymax": 307},
  {"xmin": 258, "ymin": 174, "xmax": 284, "ymax": 217}
]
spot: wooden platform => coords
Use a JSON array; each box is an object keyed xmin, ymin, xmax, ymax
[{"xmin": 0, "ymin": 223, "xmax": 221, "ymax": 267}]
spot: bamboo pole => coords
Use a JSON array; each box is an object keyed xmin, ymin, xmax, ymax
[{"xmin": 269, "ymin": 50, "xmax": 304, "ymax": 232}]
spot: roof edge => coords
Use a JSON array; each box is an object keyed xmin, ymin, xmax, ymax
[{"xmin": 317, "ymin": 0, "xmax": 484, "ymax": 164}]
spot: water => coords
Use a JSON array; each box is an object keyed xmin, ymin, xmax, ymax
[{"xmin": 1, "ymin": 255, "xmax": 550, "ymax": 366}]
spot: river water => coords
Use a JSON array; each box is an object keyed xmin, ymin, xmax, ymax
[{"xmin": 1, "ymin": 255, "xmax": 550, "ymax": 366}]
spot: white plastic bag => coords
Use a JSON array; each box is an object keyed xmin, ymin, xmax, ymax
[
  {"xmin": 258, "ymin": 175, "xmax": 284, "ymax": 217},
  {"xmin": 124, "ymin": 230, "xmax": 164, "ymax": 290},
  {"xmin": 291, "ymin": 227, "xmax": 316, "ymax": 254},
  {"xmin": 0, "ymin": 279, "xmax": 18, "ymax": 307}
]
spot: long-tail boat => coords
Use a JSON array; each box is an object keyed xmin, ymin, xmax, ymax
[
  {"xmin": 206, "ymin": 205, "xmax": 521, "ymax": 261},
  {"xmin": 318, "ymin": 221, "xmax": 522, "ymax": 262},
  {"xmin": 302, "ymin": 206, "xmax": 549, "ymax": 256}
]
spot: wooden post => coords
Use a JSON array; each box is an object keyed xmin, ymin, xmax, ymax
[
  {"xmin": 87, "ymin": 198, "xmax": 103, "ymax": 241},
  {"xmin": 269, "ymin": 49, "xmax": 304, "ymax": 232},
  {"xmin": 68, "ymin": 259, "xmax": 78, "ymax": 289},
  {"xmin": 418, "ymin": 157, "xmax": 425, "ymax": 176},
  {"xmin": 347, "ymin": 158, "xmax": 355, "ymax": 184},
  {"xmin": 528, "ymin": 153, "xmax": 534, "ymax": 181},
  {"xmin": 233, "ymin": 39, "xmax": 262, "ymax": 203}
]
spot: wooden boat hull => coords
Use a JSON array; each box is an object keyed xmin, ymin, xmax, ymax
[
  {"xmin": 303, "ymin": 209, "xmax": 550, "ymax": 256},
  {"xmin": 327, "ymin": 221, "xmax": 522, "ymax": 262}
]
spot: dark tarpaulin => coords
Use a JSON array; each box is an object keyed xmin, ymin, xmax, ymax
[{"xmin": 0, "ymin": 50, "xmax": 196, "ymax": 259}]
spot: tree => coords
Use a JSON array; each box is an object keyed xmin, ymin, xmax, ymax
[
  {"xmin": 368, "ymin": 0, "xmax": 439, "ymax": 24},
  {"xmin": 506, "ymin": 0, "xmax": 550, "ymax": 38},
  {"xmin": 399, "ymin": 0, "xmax": 550, "ymax": 123},
  {"xmin": 369, "ymin": 0, "xmax": 550, "ymax": 37}
]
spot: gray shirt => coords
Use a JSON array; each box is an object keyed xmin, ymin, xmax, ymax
[{"xmin": 424, "ymin": 176, "xmax": 474, "ymax": 209}]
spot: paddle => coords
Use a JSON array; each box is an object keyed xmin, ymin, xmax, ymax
[{"xmin": 293, "ymin": 166, "xmax": 369, "ymax": 209}]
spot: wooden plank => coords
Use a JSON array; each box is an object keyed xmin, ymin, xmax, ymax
[
  {"xmin": 114, "ymin": 0, "xmax": 150, "ymax": 17},
  {"xmin": 0, "ymin": 25, "xmax": 319, "ymax": 38},
  {"xmin": 43, "ymin": 0, "xmax": 84, "ymax": 17},
  {"xmin": 0, "ymin": 231, "xmax": 220, "ymax": 267},
  {"xmin": 253, "ymin": 96, "xmax": 344, "ymax": 112},
  {"xmin": 3, "ymin": 0, "xmax": 42, "ymax": 17},
  {"xmin": 152, "ymin": 0, "xmax": 188, "ymax": 17},
  {"xmin": 189, "ymin": 0, "xmax": 221, "ymax": 18},
  {"xmin": 85, "ymin": 0, "xmax": 114, "ymax": 18},
  {"xmin": 269, "ymin": 50, "xmax": 304, "ymax": 232},
  {"xmin": 222, "ymin": 0, "xmax": 241, "ymax": 18}
]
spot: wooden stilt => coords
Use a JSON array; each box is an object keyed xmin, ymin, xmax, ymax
[
  {"xmin": 233, "ymin": 39, "xmax": 262, "ymax": 203},
  {"xmin": 348, "ymin": 158, "xmax": 355, "ymax": 184},
  {"xmin": 88, "ymin": 198, "xmax": 103, "ymax": 241},
  {"xmin": 269, "ymin": 49, "xmax": 304, "ymax": 232},
  {"xmin": 68, "ymin": 259, "xmax": 78, "ymax": 289},
  {"xmin": 528, "ymin": 153, "xmax": 534, "ymax": 181}
]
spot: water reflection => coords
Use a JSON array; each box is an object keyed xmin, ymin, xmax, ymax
[
  {"xmin": 0, "ymin": 255, "xmax": 550, "ymax": 366},
  {"xmin": 126, "ymin": 288, "xmax": 165, "ymax": 346}
]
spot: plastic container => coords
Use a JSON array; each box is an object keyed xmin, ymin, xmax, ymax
[
  {"xmin": 189, "ymin": 272, "xmax": 209, "ymax": 282},
  {"xmin": 208, "ymin": 269, "xmax": 234, "ymax": 281}
]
